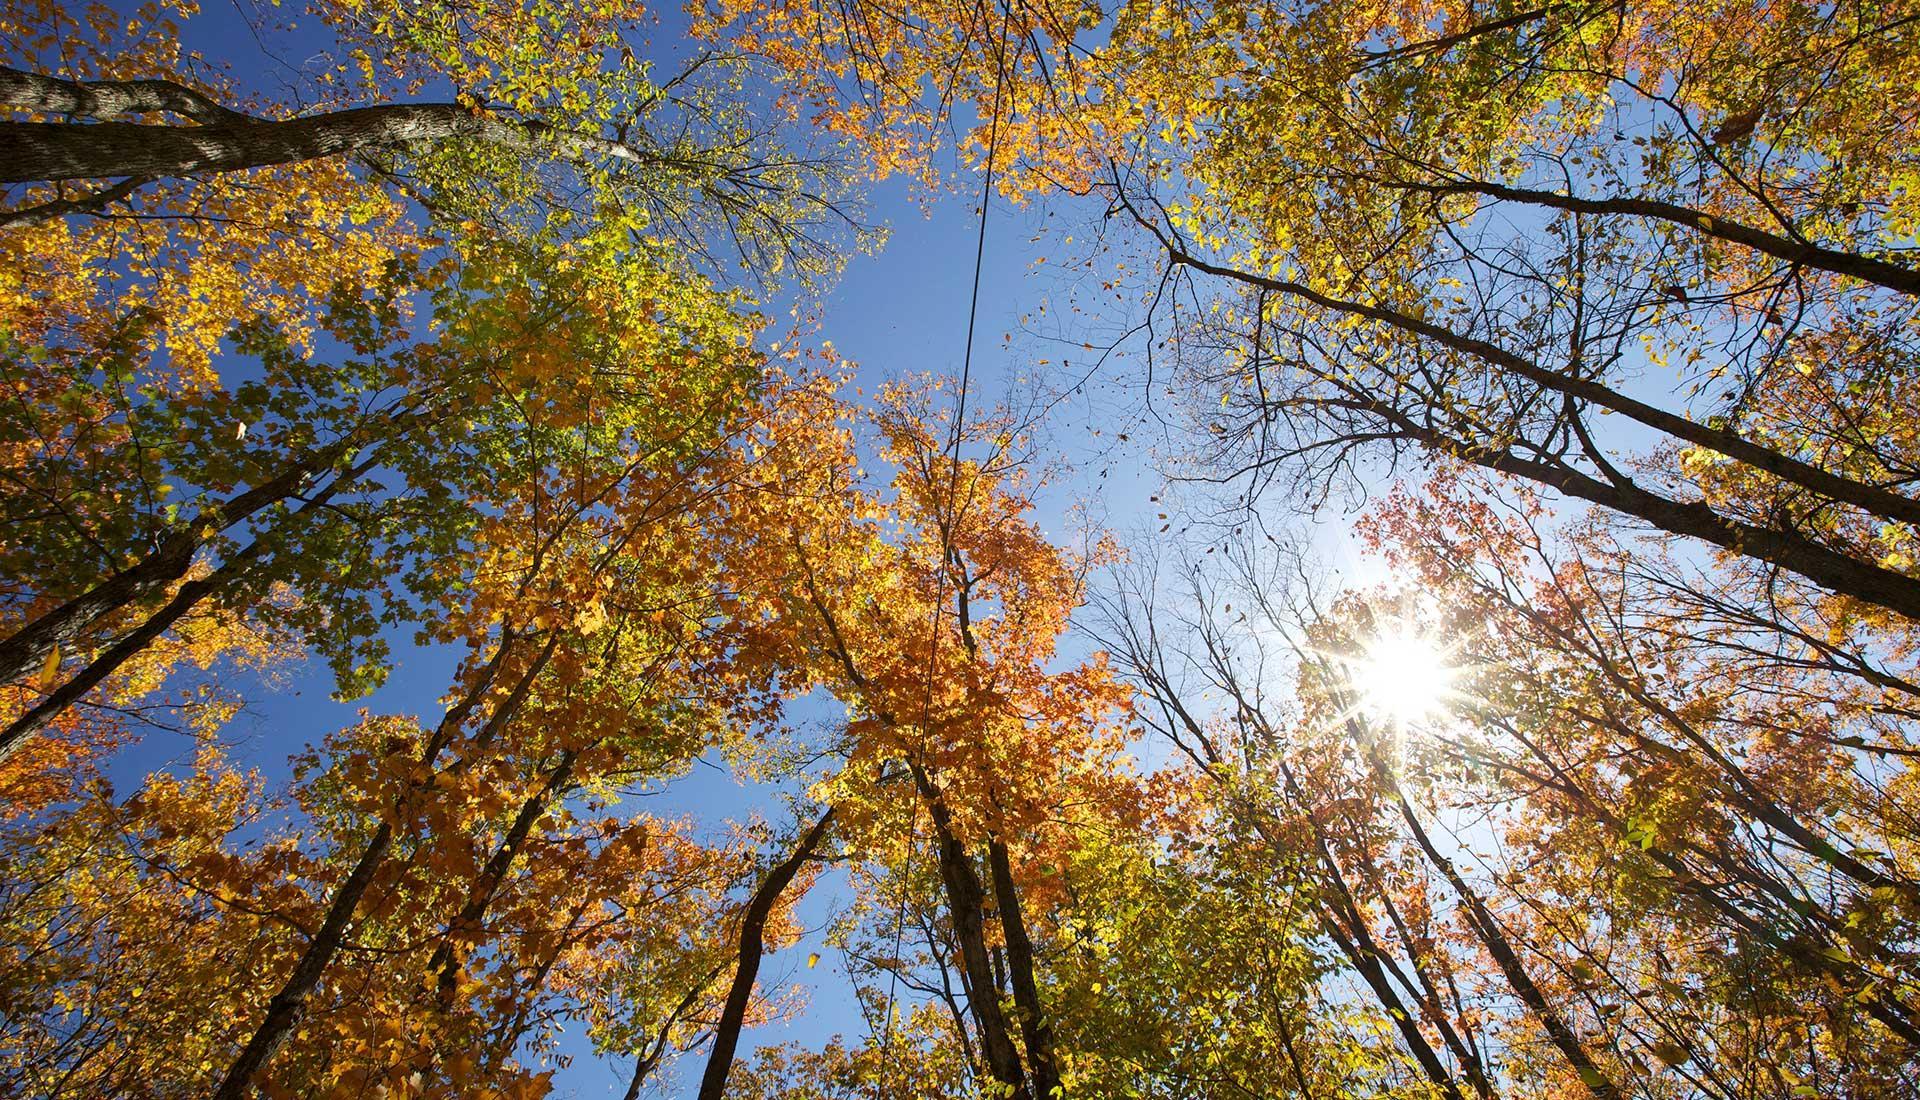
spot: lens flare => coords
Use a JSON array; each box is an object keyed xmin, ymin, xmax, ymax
[{"xmin": 1347, "ymin": 627, "xmax": 1456, "ymax": 729}]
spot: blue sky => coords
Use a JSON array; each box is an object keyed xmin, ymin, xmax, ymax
[
  {"xmin": 61, "ymin": 3, "xmax": 1410, "ymax": 1094},
  {"xmin": 91, "ymin": 6, "xmax": 1174, "ymax": 1095}
]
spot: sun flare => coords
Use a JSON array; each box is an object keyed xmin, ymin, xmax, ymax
[{"xmin": 1346, "ymin": 627, "xmax": 1457, "ymax": 729}]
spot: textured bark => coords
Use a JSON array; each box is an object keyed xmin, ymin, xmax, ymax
[
  {"xmin": 695, "ymin": 805, "xmax": 837, "ymax": 1100},
  {"xmin": 4, "ymin": 105, "xmax": 488, "ymax": 182},
  {"xmin": 0, "ymin": 65, "xmax": 250, "ymax": 123},
  {"xmin": 1, "ymin": 92, "xmax": 659, "ymax": 184},
  {"xmin": 0, "ymin": 175, "xmax": 146, "ymax": 227}
]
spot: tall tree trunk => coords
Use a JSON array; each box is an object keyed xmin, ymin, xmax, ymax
[
  {"xmin": 0, "ymin": 453, "xmax": 379, "ymax": 770},
  {"xmin": 986, "ymin": 837, "xmax": 1062, "ymax": 1099},
  {"xmin": 1, "ymin": 106, "xmax": 491, "ymax": 182},
  {"xmin": 425, "ymin": 749, "xmax": 581, "ymax": 1006},
  {"xmin": 1373, "ymin": 874, "xmax": 1498, "ymax": 1099},
  {"xmin": 1498, "ymin": 724, "xmax": 1920, "ymax": 1048},
  {"xmin": 695, "ymin": 805, "xmax": 837, "ymax": 1100},
  {"xmin": 911, "ymin": 764, "xmax": 1028, "ymax": 1099},
  {"xmin": 1363, "ymin": 735, "xmax": 1617, "ymax": 1099},
  {"xmin": 1134, "ymin": 668, "xmax": 1472, "ymax": 1099},
  {"xmin": 1350, "ymin": 392, "xmax": 1920, "ymax": 622},
  {"xmin": 625, "ymin": 962, "xmax": 728, "ymax": 1100},
  {"xmin": 1275, "ymin": 764, "xmax": 1471, "ymax": 1100},
  {"xmin": 1393, "ymin": 178, "xmax": 1920, "ymax": 298},
  {"xmin": 209, "ymin": 633, "xmax": 550, "ymax": 1100}
]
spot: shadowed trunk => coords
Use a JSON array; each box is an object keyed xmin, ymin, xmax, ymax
[
  {"xmin": 986, "ymin": 837, "xmax": 1062, "ymax": 1099},
  {"xmin": 695, "ymin": 805, "xmax": 837, "ymax": 1100},
  {"xmin": 912, "ymin": 764, "xmax": 1028, "ymax": 1099},
  {"xmin": 1358, "ymin": 729, "xmax": 1618, "ymax": 1099},
  {"xmin": 209, "ymin": 633, "xmax": 553, "ymax": 1100},
  {"xmin": 0, "ymin": 452, "xmax": 378, "ymax": 771},
  {"xmin": 0, "ymin": 440, "xmax": 352, "ymax": 689}
]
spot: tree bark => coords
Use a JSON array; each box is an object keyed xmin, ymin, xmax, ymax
[
  {"xmin": 0, "ymin": 452, "xmax": 377, "ymax": 770},
  {"xmin": 1281, "ymin": 371, "xmax": 1920, "ymax": 622},
  {"xmin": 3, "ymin": 106, "xmax": 491, "ymax": 183},
  {"xmin": 0, "ymin": 78, "xmax": 661, "ymax": 185},
  {"xmin": 986, "ymin": 837, "xmax": 1063, "ymax": 1099},
  {"xmin": 1212, "ymin": 283, "xmax": 1920, "ymax": 620},
  {"xmin": 912, "ymin": 764, "xmax": 1028, "ymax": 1099},
  {"xmin": 695, "ymin": 805, "xmax": 837, "ymax": 1100},
  {"xmin": 426, "ymin": 749, "xmax": 582, "ymax": 1007},
  {"xmin": 1275, "ymin": 765, "xmax": 1472, "ymax": 1100},
  {"xmin": 0, "ymin": 65, "xmax": 249, "ymax": 123}
]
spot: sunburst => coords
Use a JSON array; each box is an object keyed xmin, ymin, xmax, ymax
[{"xmin": 1323, "ymin": 620, "xmax": 1470, "ymax": 735}]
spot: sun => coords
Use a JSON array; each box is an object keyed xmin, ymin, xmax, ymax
[{"xmin": 1345, "ymin": 626, "xmax": 1457, "ymax": 729}]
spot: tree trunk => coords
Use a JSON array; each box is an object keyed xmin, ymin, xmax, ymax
[
  {"xmin": 0, "ymin": 66, "xmax": 656, "ymax": 185},
  {"xmin": 1365, "ymin": 736, "xmax": 1617, "ymax": 1099},
  {"xmin": 1, "ymin": 105, "xmax": 499, "ymax": 183},
  {"xmin": 1399, "ymin": 178, "xmax": 1920, "ymax": 298},
  {"xmin": 1350, "ymin": 392, "xmax": 1920, "ymax": 622},
  {"xmin": 426, "ymin": 749, "xmax": 582, "ymax": 1007},
  {"xmin": 1161, "ymin": 240, "xmax": 1920, "ymax": 530},
  {"xmin": 0, "ymin": 440, "xmax": 349, "ymax": 689},
  {"xmin": 912, "ymin": 764, "xmax": 1028, "ymax": 1098},
  {"xmin": 1275, "ymin": 765, "xmax": 1471, "ymax": 1100},
  {"xmin": 695, "ymin": 805, "xmax": 837, "ymax": 1100},
  {"xmin": 209, "ymin": 634, "xmax": 540, "ymax": 1100},
  {"xmin": 986, "ymin": 837, "xmax": 1062, "ymax": 1099},
  {"xmin": 0, "ymin": 452, "xmax": 378, "ymax": 771}
]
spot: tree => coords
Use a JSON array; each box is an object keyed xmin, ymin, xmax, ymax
[
  {"xmin": 703, "ymin": 375, "xmax": 1146, "ymax": 1097},
  {"xmin": 0, "ymin": 228, "xmax": 763, "ymax": 772},
  {"xmin": 0, "ymin": 289, "xmax": 807, "ymax": 1097},
  {"xmin": 715, "ymin": 0, "xmax": 1920, "ymax": 621},
  {"xmin": 1087, "ymin": 482, "xmax": 1920, "ymax": 1096},
  {"xmin": 0, "ymin": 0, "xmax": 867, "ymax": 776}
]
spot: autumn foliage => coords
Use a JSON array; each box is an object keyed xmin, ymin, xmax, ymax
[{"xmin": 3, "ymin": 0, "xmax": 1920, "ymax": 1097}]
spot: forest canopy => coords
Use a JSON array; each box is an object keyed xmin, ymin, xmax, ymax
[{"xmin": 2, "ymin": 0, "xmax": 1919, "ymax": 1097}]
